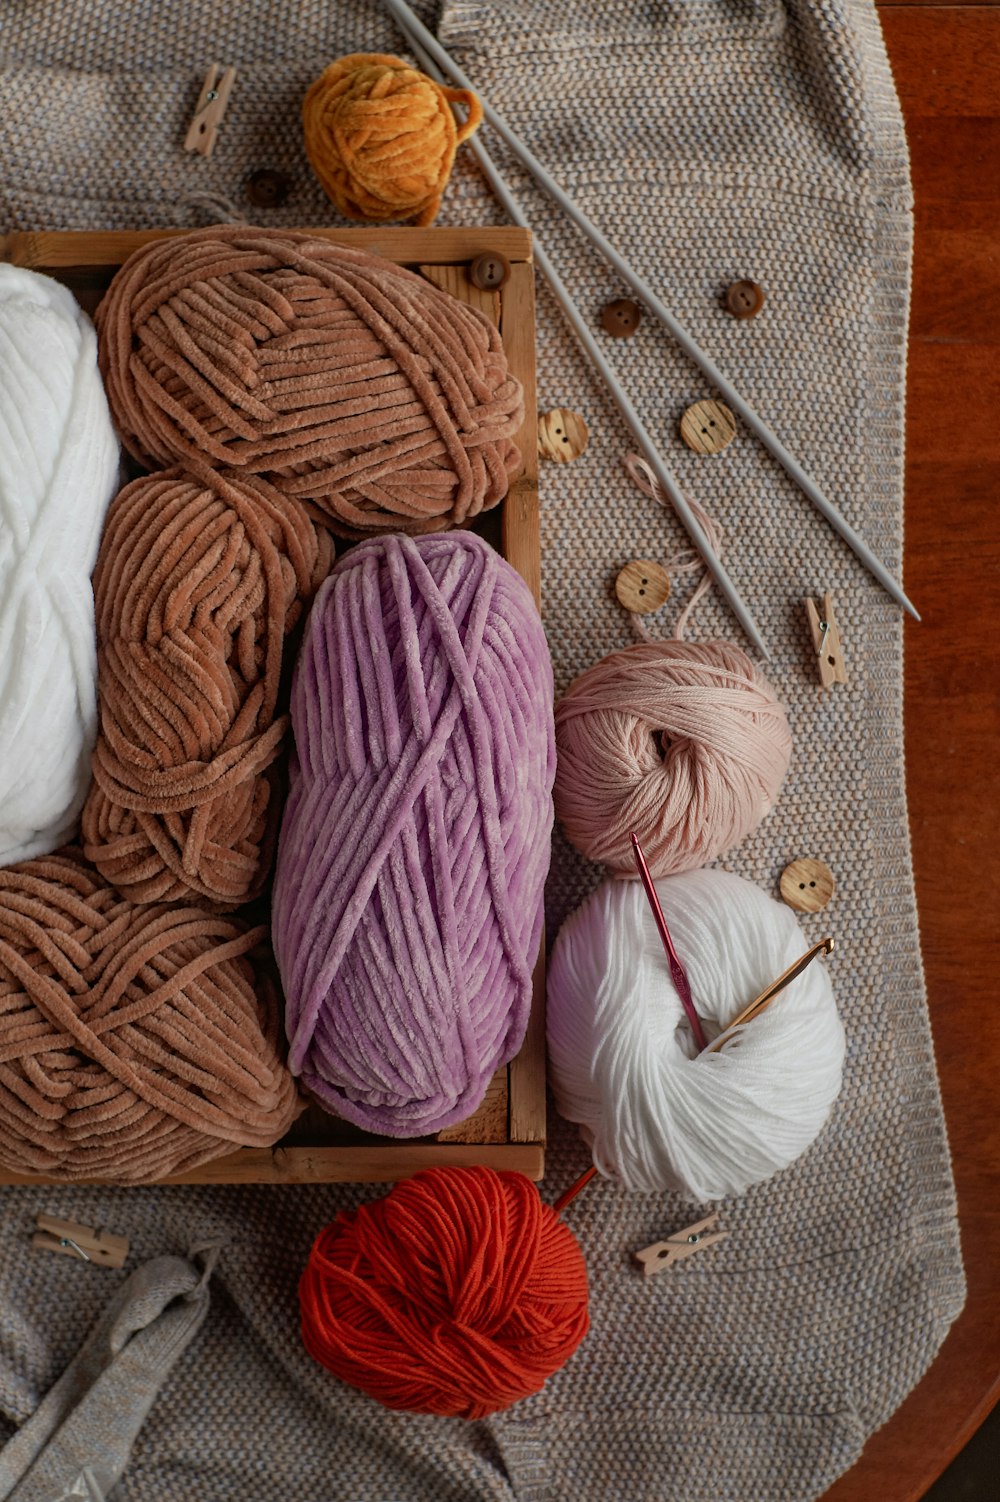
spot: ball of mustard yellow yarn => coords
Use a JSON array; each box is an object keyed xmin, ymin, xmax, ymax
[{"xmin": 303, "ymin": 53, "xmax": 483, "ymax": 226}]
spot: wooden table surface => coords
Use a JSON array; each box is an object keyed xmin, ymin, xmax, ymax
[{"xmin": 825, "ymin": 4, "xmax": 1000, "ymax": 1498}]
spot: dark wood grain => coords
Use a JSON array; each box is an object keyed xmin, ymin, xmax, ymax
[{"xmin": 823, "ymin": 6, "xmax": 1000, "ymax": 1498}]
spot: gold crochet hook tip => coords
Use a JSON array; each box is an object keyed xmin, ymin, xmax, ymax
[{"xmin": 708, "ymin": 935, "xmax": 835, "ymax": 1052}]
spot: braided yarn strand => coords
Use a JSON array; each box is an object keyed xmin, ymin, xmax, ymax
[
  {"xmin": 0, "ymin": 266, "xmax": 119, "ymax": 866},
  {"xmin": 81, "ymin": 467, "xmax": 331, "ymax": 909},
  {"xmin": 299, "ymin": 1167, "xmax": 589, "ymax": 1417},
  {"xmin": 95, "ymin": 227, "xmax": 524, "ymax": 536},
  {"xmin": 0, "ymin": 849, "xmax": 300, "ymax": 1183},
  {"xmin": 554, "ymin": 639, "xmax": 792, "ymax": 877},
  {"xmin": 303, "ymin": 53, "xmax": 483, "ymax": 225},
  {"xmin": 273, "ymin": 531, "xmax": 555, "ymax": 1136}
]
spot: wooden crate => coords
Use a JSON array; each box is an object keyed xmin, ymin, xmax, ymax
[{"xmin": 0, "ymin": 226, "xmax": 546, "ymax": 1185}]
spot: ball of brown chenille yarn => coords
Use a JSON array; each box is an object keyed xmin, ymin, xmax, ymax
[
  {"xmin": 81, "ymin": 467, "xmax": 332, "ymax": 910},
  {"xmin": 95, "ymin": 227, "xmax": 525, "ymax": 537},
  {"xmin": 0, "ymin": 849, "xmax": 300, "ymax": 1183},
  {"xmin": 303, "ymin": 53, "xmax": 482, "ymax": 226}
]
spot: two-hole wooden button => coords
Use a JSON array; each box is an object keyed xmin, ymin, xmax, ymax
[
  {"xmin": 679, "ymin": 399, "xmax": 736, "ymax": 454},
  {"xmin": 245, "ymin": 169, "xmax": 291, "ymax": 208},
  {"xmin": 601, "ymin": 298, "xmax": 642, "ymax": 338},
  {"xmin": 537, "ymin": 409, "xmax": 589, "ymax": 463},
  {"xmin": 469, "ymin": 251, "xmax": 511, "ymax": 290},
  {"xmin": 615, "ymin": 561, "xmax": 671, "ymax": 614},
  {"xmin": 725, "ymin": 280, "xmax": 765, "ymax": 319},
  {"xmin": 780, "ymin": 858, "xmax": 835, "ymax": 913}
]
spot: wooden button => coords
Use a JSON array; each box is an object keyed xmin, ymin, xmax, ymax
[
  {"xmin": 245, "ymin": 169, "xmax": 291, "ymax": 208},
  {"xmin": 469, "ymin": 251, "xmax": 510, "ymax": 291},
  {"xmin": 679, "ymin": 399, "xmax": 736, "ymax": 455},
  {"xmin": 780, "ymin": 858, "xmax": 835, "ymax": 913},
  {"xmin": 725, "ymin": 280, "xmax": 765, "ymax": 319},
  {"xmin": 537, "ymin": 408, "xmax": 589, "ymax": 463},
  {"xmin": 615, "ymin": 560, "xmax": 671, "ymax": 614},
  {"xmin": 601, "ymin": 298, "xmax": 641, "ymax": 338}
]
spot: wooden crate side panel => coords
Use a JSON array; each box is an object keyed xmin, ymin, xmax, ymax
[
  {"xmin": 0, "ymin": 226, "xmax": 532, "ymax": 271},
  {"xmin": 0, "ymin": 1143, "xmax": 546, "ymax": 1187}
]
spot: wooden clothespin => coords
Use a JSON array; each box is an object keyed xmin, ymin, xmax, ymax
[
  {"xmin": 804, "ymin": 592, "xmax": 848, "ymax": 689},
  {"xmin": 184, "ymin": 65, "xmax": 236, "ymax": 158},
  {"xmin": 632, "ymin": 1213, "xmax": 727, "ymax": 1277},
  {"xmin": 33, "ymin": 1214, "xmax": 129, "ymax": 1269}
]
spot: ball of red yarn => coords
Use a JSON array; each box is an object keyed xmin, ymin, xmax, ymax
[
  {"xmin": 299, "ymin": 1166, "xmax": 589, "ymax": 1418},
  {"xmin": 554, "ymin": 638, "xmax": 791, "ymax": 877},
  {"xmin": 95, "ymin": 226, "xmax": 525, "ymax": 537}
]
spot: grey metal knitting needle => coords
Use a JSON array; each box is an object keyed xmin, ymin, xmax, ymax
[
  {"xmin": 400, "ymin": 23, "xmax": 769, "ymax": 656},
  {"xmin": 383, "ymin": 0, "xmax": 920, "ymax": 621}
]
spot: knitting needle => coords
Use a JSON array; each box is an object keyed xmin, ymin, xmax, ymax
[
  {"xmin": 384, "ymin": 0, "xmax": 919, "ymax": 622},
  {"xmin": 397, "ymin": 25, "xmax": 769, "ymax": 658},
  {"xmin": 630, "ymin": 835, "xmax": 709, "ymax": 1051},
  {"xmin": 708, "ymin": 936, "xmax": 834, "ymax": 1052}
]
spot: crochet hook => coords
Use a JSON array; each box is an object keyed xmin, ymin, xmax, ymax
[
  {"xmin": 384, "ymin": 0, "xmax": 919, "ymax": 622},
  {"xmin": 708, "ymin": 935, "xmax": 835, "ymax": 1052},
  {"xmin": 630, "ymin": 834, "xmax": 709, "ymax": 1052},
  {"xmin": 396, "ymin": 21, "xmax": 769, "ymax": 659}
]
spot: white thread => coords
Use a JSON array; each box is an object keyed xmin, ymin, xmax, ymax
[
  {"xmin": 547, "ymin": 867, "xmax": 845, "ymax": 1202},
  {"xmin": 0, "ymin": 266, "xmax": 119, "ymax": 865}
]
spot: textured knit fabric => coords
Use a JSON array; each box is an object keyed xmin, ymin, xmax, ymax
[
  {"xmin": 0, "ymin": 1255, "xmax": 212, "ymax": 1502},
  {"xmin": 0, "ymin": 2, "xmax": 964, "ymax": 1500}
]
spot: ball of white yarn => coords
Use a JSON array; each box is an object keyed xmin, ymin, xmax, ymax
[
  {"xmin": 0, "ymin": 266, "xmax": 119, "ymax": 865},
  {"xmin": 547, "ymin": 868, "xmax": 845, "ymax": 1202}
]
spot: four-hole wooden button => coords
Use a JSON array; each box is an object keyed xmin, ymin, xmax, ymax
[
  {"xmin": 245, "ymin": 169, "xmax": 291, "ymax": 208},
  {"xmin": 601, "ymin": 298, "xmax": 642, "ymax": 338},
  {"xmin": 780, "ymin": 858, "xmax": 835, "ymax": 913},
  {"xmin": 615, "ymin": 560, "xmax": 671, "ymax": 614},
  {"xmin": 679, "ymin": 399, "xmax": 736, "ymax": 455},
  {"xmin": 469, "ymin": 251, "xmax": 511, "ymax": 290},
  {"xmin": 725, "ymin": 280, "xmax": 765, "ymax": 319},
  {"xmin": 537, "ymin": 408, "xmax": 589, "ymax": 463}
]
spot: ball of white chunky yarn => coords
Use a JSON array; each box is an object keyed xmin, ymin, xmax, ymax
[
  {"xmin": 0, "ymin": 266, "xmax": 119, "ymax": 864},
  {"xmin": 547, "ymin": 867, "xmax": 845, "ymax": 1202}
]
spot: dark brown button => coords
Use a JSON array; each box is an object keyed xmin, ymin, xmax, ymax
[
  {"xmin": 601, "ymin": 298, "xmax": 642, "ymax": 338},
  {"xmin": 245, "ymin": 170, "xmax": 291, "ymax": 209},
  {"xmin": 725, "ymin": 280, "xmax": 765, "ymax": 320},
  {"xmin": 469, "ymin": 252, "xmax": 510, "ymax": 291}
]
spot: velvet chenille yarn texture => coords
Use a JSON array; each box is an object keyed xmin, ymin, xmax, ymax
[{"xmin": 272, "ymin": 531, "xmax": 555, "ymax": 1136}]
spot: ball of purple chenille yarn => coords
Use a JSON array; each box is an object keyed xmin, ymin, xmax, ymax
[{"xmin": 272, "ymin": 531, "xmax": 555, "ymax": 1136}]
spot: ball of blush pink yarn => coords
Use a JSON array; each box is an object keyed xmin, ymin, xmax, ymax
[{"xmin": 554, "ymin": 639, "xmax": 791, "ymax": 877}]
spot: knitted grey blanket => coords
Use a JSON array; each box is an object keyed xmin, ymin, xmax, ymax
[{"xmin": 0, "ymin": 2, "xmax": 965, "ymax": 1499}]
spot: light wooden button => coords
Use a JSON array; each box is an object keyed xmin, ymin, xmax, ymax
[
  {"xmin": 537, "ymin": 408, "xmax": 589, "ymax": 463},
  {"xmin": 780, "ymin": 858, "xmax": 835, "ymax": 913},
  {"xmin": 679, "ymin": 399, "xmax": 736, "ymax": 455},
  {"xmin": 615, "ymin": 560, "xmax": 671, "ymax": 614}
]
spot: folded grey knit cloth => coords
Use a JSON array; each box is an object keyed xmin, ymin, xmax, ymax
[{"xmin": 0, "ymin": 1257, "xmax": 212, "ymax": 1502}]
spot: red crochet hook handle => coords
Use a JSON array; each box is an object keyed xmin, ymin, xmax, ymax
[{"xmin": 630, "ymin": 833, "xmax": 709, "ymax": 1053}]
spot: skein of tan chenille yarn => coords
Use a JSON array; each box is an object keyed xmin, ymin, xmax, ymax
[
  {"xmin": 0, "ymin": 849, "xmax": 300, "ymax": 1183},
  {"xmin": 81, "ymin": 466, "xmax": 331, "ymax": 910},
  {"xmin": 303, "ymin": 53, "xmax": 482, "ymax": 225},
  {"xmin": 554, "ymin": 639, "xmax": 792, "ymax": 877},
  {"xmin": 95, "ymin": 227, "xmax": 524, "ymax": 536}
]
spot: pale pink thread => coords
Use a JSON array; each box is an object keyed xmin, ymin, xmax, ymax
[{"xmin": 623, "ymin": 453, "xmax": 723, "ymax": 642}]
